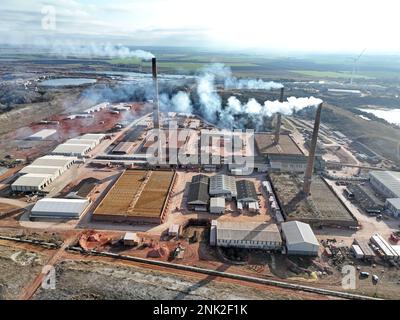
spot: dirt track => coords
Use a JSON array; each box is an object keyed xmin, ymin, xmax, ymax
[{"xmin": 33, "ymin": 259, "xmax": 332, "ymax": 300}]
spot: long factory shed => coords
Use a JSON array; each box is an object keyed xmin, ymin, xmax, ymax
[
  {"xmin": 30, "ymin": 198, "xmax": 90, "ymax": 220},
  {"xmin": 12, "ymin": 155, "xmax": 78, "ymax": 193}
]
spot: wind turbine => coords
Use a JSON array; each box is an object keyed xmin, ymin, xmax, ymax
[{"xmin": 350, "ymin": 48, "xmax": 366, "ymax": 85}]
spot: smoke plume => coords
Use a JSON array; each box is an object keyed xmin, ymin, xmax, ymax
[
  {"xmin": 48, "ymin": 41, "xmax": 154, "ymax": 60},
  {"xmin": 78, "ymin": 62, "xmax": 321, "ymax": 130},
  {"xmin": 200, "ymin": 63, "xmax": 284, "ymax": 90}
]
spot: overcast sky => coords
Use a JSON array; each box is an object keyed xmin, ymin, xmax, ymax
[{"xmin": 1, "ymin": 0, "xmax": 400, "ymax": 53}]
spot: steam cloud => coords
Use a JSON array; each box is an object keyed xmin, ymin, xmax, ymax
[
  {"xmin": 48, "ymin": 41, "xmax": 154, "ymax": 60},
  {"xmin": 189, "ymin": 63, "xmax": 321, "ymax": 129},
  {"xmin": 200, "ymin": 63, "xmax": 284, "ymax": 90},
  {"xmin": 79, "ymin": 62, "xmax": 322, "ymax": 130}
]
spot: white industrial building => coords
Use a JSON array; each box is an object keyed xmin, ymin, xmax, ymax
[
  {"xmin": 369, "ymin": 171, "xmax": 400, "ymax": 199},
  {"xmin": 80, "ymin": 133, "xmax": 106, "ymax": 144},
  {"xmin": 52, "ymin": 144, "xmax": 91, "ymax": 157},
  {"xmin": 281, "ymin": 221, "xmax": 320, "ymax": 256},
  {"xmin": 20, "ymin": 165, "xmax": 63, "ymax": 177},
  {"xmin": 30, "ymin": 198, "xmax": 90, "ymax": 220},
  {"xmin": 214, "ymin": 221, "xmax": 282, "ymax": 250},
  {"xmin": 209, "ymin": 174, "xmax": 237, "ymax": 199},
  {"xmin": 30, "ymin": 155, "xmax": 77, "ymax": 170},
  {"xmin": 11, "ymin": 173, "xmax": 54, "ymax": 192},
  {"xmin": 210, "ymin": 197, "xmax": 225, "ymax": 214},
  {"xmin": 64, "ymin": 138, "xmax": 98, "ymax": 150},
  {"xmin": 26, "ymin": 129, "xmax": 57, "ymax": 141},
  {"xmin": 385, "ymin": 198, "xmax": 400, "ymax": 218},
  {"xmin": 13, "ymin": 155, "xmax": 78, "ymax": 193}
]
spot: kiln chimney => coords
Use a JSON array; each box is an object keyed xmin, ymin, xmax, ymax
[
  {"xmin": 303, "ymin": 102, "xmax": 323, "ymax": 195},
  {"xmin": 152, "ymin": 57, "xmax": 160, "ymax": 129}
]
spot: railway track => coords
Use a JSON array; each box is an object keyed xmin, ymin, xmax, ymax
[{"xmin": 67, "ymin": 246, "xmax": 382, "ymax": 301}]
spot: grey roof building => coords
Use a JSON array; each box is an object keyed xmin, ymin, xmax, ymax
[
  {"xmin": 30, "ymin": 198, "xmax": 90, "ymax": 219},
  {"xmin": 187, "ymin": 174, "xmax": 210, "ymax": 210},
  {"xmin": 281, "ymin": 221, "xmax": 320, "ymax": 256},
  {"xmin": 369, "ymin": 171, "xmax": 400, "ymax": 199},
  {"xmin": 236, "ymin": 180, "xmax": 258, "ymax": 203},
  {"xmin": 215, "ymin": 221, "xmax": 282, "ymax": 250},
  {"xmin": 209, "ymin": 174, "xmax": 237, "ymax": 199},
  {"xmin": 385, "ymin": 198, "xmax": 400, "ymax": 218},
  {"xmin": 210, "ymin": 197, "xmax": 225, "ymax": 214}
]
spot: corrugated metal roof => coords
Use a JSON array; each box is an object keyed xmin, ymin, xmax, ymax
[
  {"xmin": 191, "ymin": 174, "xmax": 209, "ymax": 184},
  {"xmin": 80, "ymin": 133, "xmax": 106, "ymax": 141},
  {"xmin": 210, "ymin": 197, "xmax": 225, "ymax": 208},
  {"xmin": 386, "ymin": 198, "xmax": 400, "ymax": 210},
  {"xmin": 281, "ymin": 221, "xmax": 319, "ymax": 246},
  {"xmin": 12, "ymin": 173, "xmax": 53, "ymax": 187},
  {"xmin": 369, "ymin": 171, "xmax": 400, "ymax": 198},
  {"xmin": 32, "ymin": 198, "xmax": 89, "ymax": 214},
  {"xmin": 187, "ymin": 177, "xmax": 210, "ymax": 204},
  {"xmin": 65, "ymin": 139, "xmax": 97, "ymax": 147},
  {"xmin": 52, "ymin": 144, "xmax": 91, "ymax": 155},
  {"xmin": 236, "ymin": 180, "xmax": 258, "ymax": 202},
  {"xmin": 210, "ymin": 174, "xmax": 237, "ymax": 197},
  {"xmin": 31, "ymin": 156, "xmax": 76, "ymax": 168},
  {"xmin": 217, "ymin": 221, "xmax": 282, "ymax": 243},
  {"xmin": 20, "ymin": 165, "xmax": 62, "ymax": 175}
]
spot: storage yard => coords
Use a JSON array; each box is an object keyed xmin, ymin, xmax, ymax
[
  {"xmin": 270, "ymin": 173, "xmax": 357, "ymax": 227},
  {"xmin": 93, "ymin": 170, "xmax": 175, "ymax": 224}
]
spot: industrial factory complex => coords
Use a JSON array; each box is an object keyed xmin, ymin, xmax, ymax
[{"xmin": 2, "ymin": 56, "xmax": 400, "ymax": 301}]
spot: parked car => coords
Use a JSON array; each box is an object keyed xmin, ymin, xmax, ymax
[{"xmin": 360, "ymin": 272, "xmax": 370, "ymax": 278}]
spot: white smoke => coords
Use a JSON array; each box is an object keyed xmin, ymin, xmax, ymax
[
  {"xmin": 160, "ymin": 91, "xmax": 193, "ymax": 114},
  {"xmin": 171, "ymin": 91, "xmax": 193, "ymax": 114},
  {"xmin": 199, "ymin": 63, "xmax": 283, "ymax": 90},
  {"xmin": 226, "ymin": 96, "xmax": 323, "ymax": 117},
  {"xmin": 225, "ymin": 78, "xmax": 284, "ymax": 90},
  {"xmin": 192, "ymin": 63, "xmax": 322, "ymax": 129},
  {"xmin": 48, "ymin": 41, "xmax": 154, "ymax": 60}
]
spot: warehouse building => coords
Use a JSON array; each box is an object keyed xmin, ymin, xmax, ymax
[
  {"xmin": 20, "ymin": 165, "xmax": 63, "ymax": 177},
  {"xmin": 209, "ymin": 174, "xmax": 237, "ymax": 200},
  {"xmin": 13, "ymin": 155, "xmax": 78, "ymax": 193},
  {"xmin": 30, "ymin": 198, "xmax": 90, "ymax": 220},
  {"xmin": 236, "ymin": 180, "xmax": 258, "ymax": 204},
  {"xmin": 11, "ymin": 173, "xmax": 54, "ymax": 192},
  {"xmin": 210, "ymin": 197, "xmax": 225, "ymax": 214},
  {"xmin": 255, "ymin": 133, "xmax": 307, "ymax": 172},
  {"xmin": 26, "ymin": 129, "xmax": 57, "ymax": 141},
  {"xmin": 214, "ymin": 221, "xmax": 282, "ymax": 250},
  {"xmin": 79, "ymin": 133, "xmax": 106, "ymax": 144},
  {"xmin": 281, "ymin": 221, "xmax": 320, "ymax": 256},
  {"xmin": 369, "ymin": 171, "xmax": 400, "ymax": 199},
  {"xmin": 30, "ymin": 155, "xmax": 77, "ymax": 170},
  {"xmin": 385, "ymin": 198, "xmax": 400, "ymax": 218},
  {"xmin": 64, "ymin": 138, "xmax": 98, "ymax": 150},
  {"xmin": 51, "ymin": 144, "xmax": 91, "ymax": 157},
  {"xmin": 187, "ymin": 174, "xmax": 210, "ymax": 211}
]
